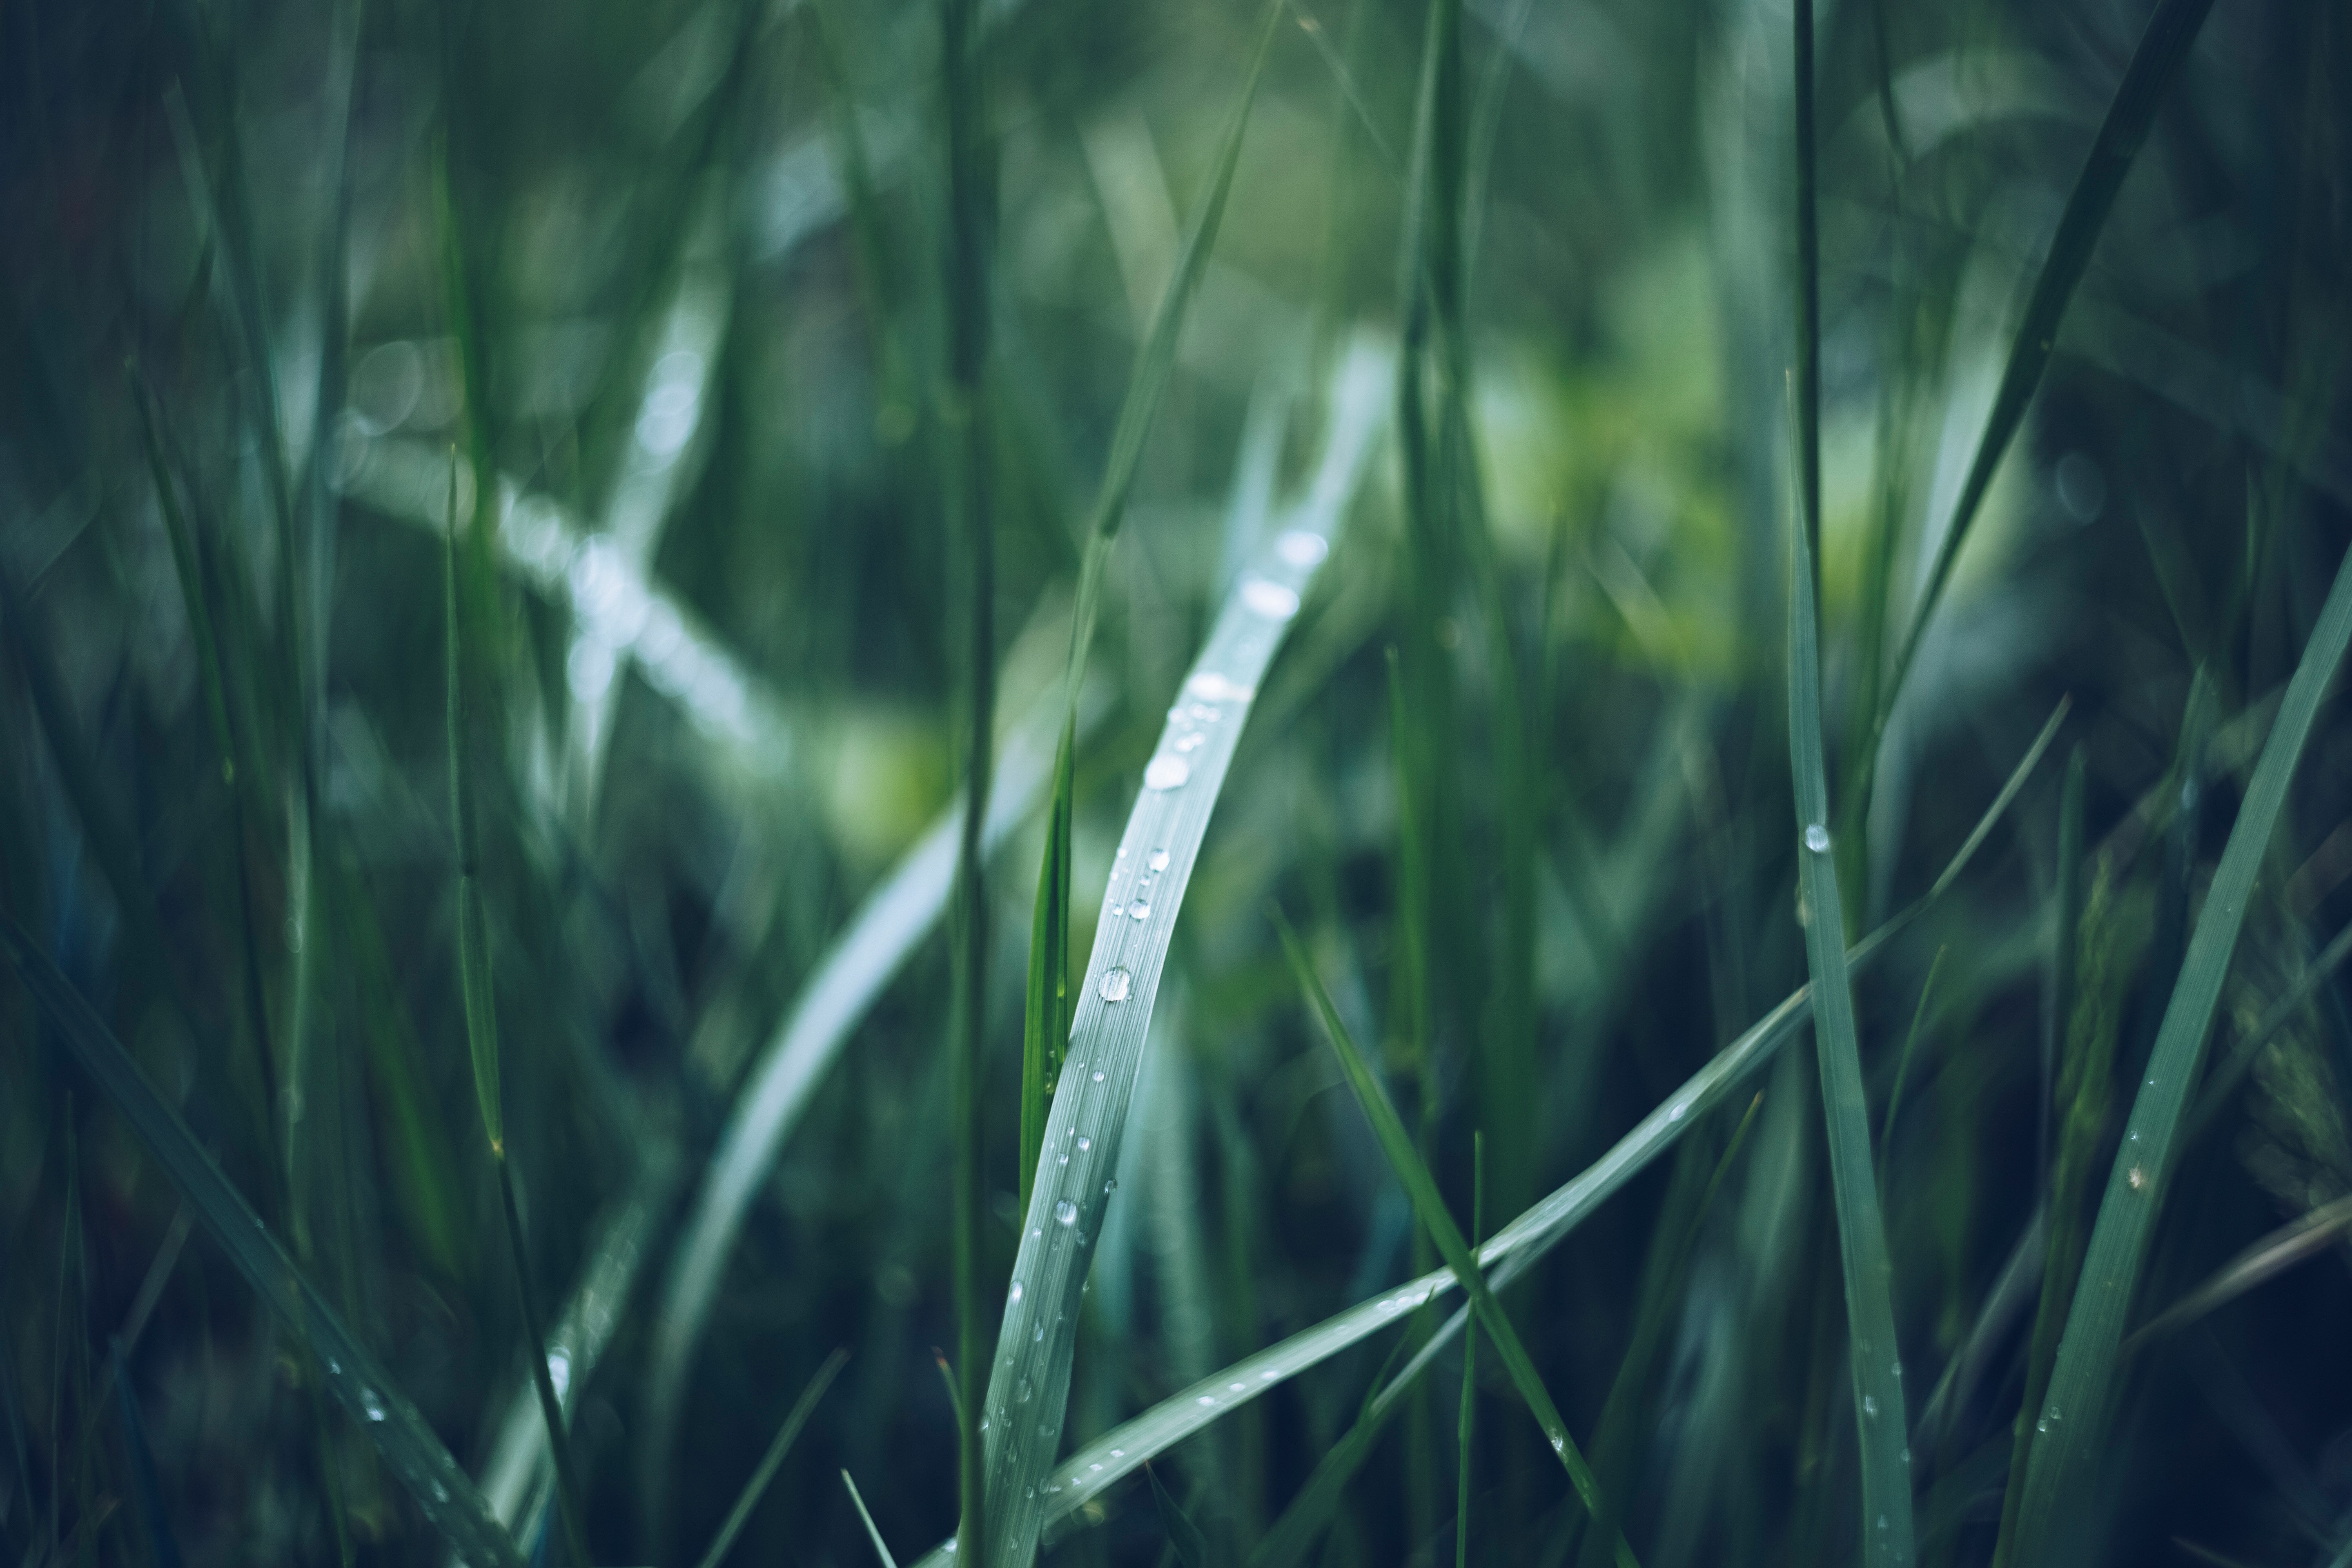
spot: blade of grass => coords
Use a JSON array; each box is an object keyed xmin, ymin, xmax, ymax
[
  {"xmin": 1881, "ymin": 946, "xmax": 1947, "ymax": 1157},
  {"xmin": 973, "ymin": 696, "xmax": 2065, "ymax": 1566},
  {"xmin": 1456, "ymin": 1132, "xmax": 1481, "ymax": 1568},
  {"xmin": 1274, "ymin": 909, "xmax": 1639, "ymax": 1568},
  {"xmin": 968, "ymin": 341, "xmax": 1387, "ymax": 1568},
  {"xmin": 1787, "ymin": 477, "xmax": 1916, "ymax": 1568},
  {"xmin": 444, "ymin": 465, "xmax": 588, "ymax": 1568},
  {"xmin": 1794, "ymin": 0, "xmax": 1822, "ymax": 590},
  {"xmin": 0, "ymin": 915, "xmax": 525, "ymax": 1568},
  {"xmin": 2121, "ymin": 1195, "xmax": 2352, "ymax": 1356},
  {"xmin": 2182, "ymin": 916, "xmax": 2352, "ymax": 1146},
  {"xmin": 2008, "ymin": 536, "xmax": 2352, "ymax": 1566},
  {"xmin": 691, "ymin": 1348, "xmax": 849, "ymax": 1568},
  {"xmin": 1876, "ymin": 0, "xmax": 2220, "ymax": 733},
  {"xmin": 1021, "ymin": 0, "xmax": 1287, "ymax": 1214},
  {"xmin": 844, "ymin": 1471, "xmax": 901, "ymax": 1568}
]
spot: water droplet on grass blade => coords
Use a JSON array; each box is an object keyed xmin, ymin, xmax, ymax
[
  {"xmin": 1276, "ymin": 530, "xmax": 1328, "ymax": 567},
  {"xmin": 1149, "ymin": 849, "xmax": 1170, "ymax": 871},
  {"xmin": 1129, "ymin": 899, "xmax": 1151, "ymax": 920},
  {"xmin": 1009, "ymin": 1281, "xmax": 1024, "ymax": 1303},
  {"xmin": 1243, "ymin": 579, "xmax": 1301, "ymax": 618},
  {"xmin": 1055, "ymin": 1200, "xmax": 1078, "ymax": 1226},
  {"xmin": 1804, "ymin": 823, "xmax": 1831, "ymax": 853},
  {"xmin": 1144, "ymin": 755, "xmax": 1191, "ymax": 790},
  {"xmin": 1099, "ymin": 968, "xmax": 1132, "ymax": 1002}
]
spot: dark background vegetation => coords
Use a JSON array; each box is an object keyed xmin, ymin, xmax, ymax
[{"xmin": 3, "ymin": 0, "xmax": 2350, "ymax": 1564}]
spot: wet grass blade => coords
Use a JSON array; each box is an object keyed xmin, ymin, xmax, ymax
[
  {"xmin": 0, "ymin": 915, "xmax": 526, "ymax": 1568},
  {"xmin": 1021, "ymin": 0, "xmax": 1286, "ymax": 1214},
  {"xmin": 970, "ymin": 695, "xmax": 2064, "ymax": 1566},
  {"xmin": 1878, "ymin": 0, "xmax": 2219, "ymax": 728},
  {"xmin": 1787, "ymin": 494, "xmax": 1915, "ymax": 1568},
  {"xmin": 1273, "ymin": 910, "xmax": 1639, "ymax": 1568},
  {"xmin": 844, "ymin": 1471, "xmax": 901, "ymax": 1568},
  {"xmin": 690, "ymin": 1348, "xmax": 849, "ymax": 1568},
  {"xmin": 2009, "ymin": 537, "xmax": 2352, "ymax": 1566},
  {"xmin": 977, "ymin": 341, "xmax": 1388, "ymax": 1568}
]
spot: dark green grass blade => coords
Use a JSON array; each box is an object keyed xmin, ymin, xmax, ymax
[
  {"xmin": 2121, "ymin": 1194, "xmax": 2352, "ymax": 1355},
  {"xmin": 0, "ymin": 916, "xmax": 525, "ymax": 1568},
  {"xmin": 2009, "ymin": 537, "xmax": 2352, "ymax": 1565},
  {"xmin": 1793, "ymin": 0, "xmax": 1822, "ymax": 590},
  {"xmin": 692, "ymin": 1348, "xmax": 849, "ymax": 1568},
  {"xmin": 1020, "ymin": 0, "xmax": 1285, "ymax": 1214},
  {"xmin": 1787, "ymin": 508, "xmax": 1915, "ymax": 1567},
  {"xmin": 2182, "ymin": 916, "xmax": 2352, "ymax": 1145},
  {"xmin": 1148, "ymin": 1463, "xmax": 1214, "ymax": 1568},
  {"xmin": 1273, "ymin": 912, "xmax": 1639, "ymax": 1568},
  {"xmin": 442, "ymin": 463, "xmax": 502, "ymax": 1158},
  {"xmin": 1881, "ymin": 946, "xmax": 1947, "ymax": 1156},
  {"xmin": 1457, "ymin": 1133, "xmax": 1481, "ymax": 1568},
  {"xmin": 1878, "ymin": 0, "xmax": 2219, "ymax": 727}
]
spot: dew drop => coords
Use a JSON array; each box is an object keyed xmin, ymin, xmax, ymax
[
  {"xmin": 1104, "ymin": 1178, "xmax": 1118, "ymax": 1194},
  {"xmin": 1176, "ymin": 731, "xmax": 1205, "ymax": 752},
  {"xmin": 1149, "ymin": 849, "xmax": 1170, "ymax": 872},
  {"xmin": 1230, "ymin": 1383, "xmax": 1246, "ymax": 1392},
  {"xmin": 1093, "ymin": 1070, "xmax": 1106, "ymax": 1082},
  {"xmin": 1099, "ymin": 968, "xmax": 1133, "ymax": 1002},
  {"xmin": 1055, "ymin": 1200, "xmax": 1079, "ymax": 1226},
  {"xmin": 1009, "ymin": 1281, "xmax": 1025, "ymax": 1303},
  {"xmin": 1144, "ymin": 755, "xmax": 1191, "ymax": 791},
  {"xmin": 1034, "ymin": 1326, "xmax": 1045, "ymax": 1341},
  {"xmin": 1129, "ymin": 899, "xmax": 1152, "ymax": 920},
  {"xmin": 1550, "ymin": 1435, "xmax": 1566, "ymax": 1455},
  {"xmin": 1188, "ymin": 672, "xmax": 1255, "ymax": 702},
  {"xmin": 1863, "ymin": 1396, "xmax": 1879, "ymax": 1418},
  {"xmin": 362, "ymin": 1390, "xmax": 386, "ymax": 1422},
  {"xmin": 1276, "ymin": 530, "xmax": 1329, "ymax": 567},
  {"xmin": 2036, "ymin": 1418, "xmax": 2048, "ymax": 1434},
  {"xmin": 1804, "ymin": 823, "xmax": 1832, "ymax": 853},
  {"xmin": 1016, "ymin": 1378, "xmax": 1033, "ymax": 1404},
  {"xmin": 1077, "ymin": 1136, "xmax": 1092, "ymax": 1152},
  {"xmin": 1198, "ymin": 1395, "xmax": 1216, "ymax": 1406},
  {"xmin": 1668, "ymin": 1102, "xmax": 1687, "ymax": 1122},
  {"xmin": 1111, "ymin": 1448, "xmax": 1125, "ymax": 1458},
  {"xmin": 1243, "ymin": 579, "xmax": 1301, "ymax": 619},
  {"xmin": 1057, "ymin": 1154, "xmax": 1069, "ymax": 1166}
]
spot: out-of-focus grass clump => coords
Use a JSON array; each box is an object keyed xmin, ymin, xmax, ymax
[{"xmin": 2, "ymin": 0, "xmax": 2350, "ymax": 1565}]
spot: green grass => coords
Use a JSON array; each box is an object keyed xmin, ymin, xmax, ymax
[{"xmin": 5, "ymin": 0, "xmax": 2349, "ymax": 1566}]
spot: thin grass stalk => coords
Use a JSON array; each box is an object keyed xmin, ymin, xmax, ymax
[
  {"xmin": 1874, "ymin": 0, "xmax": 2220, "ymax": 735},
  {"xmin": 444, "ymin": 469, "xmax": 588, "ymax": 1567},
  {"xmin": 1020, "ymin": 0, "xmax": 1287, "ymax": 1211},
  {"xmin": 1787, "ymin": 496, "xmax": 1915, "ymax": 1567},
  {"xmin": 1456, "ymin": 1132, "xmax": 1481, "ymax": 1568},
  {"xmin": 940, "ymin": 0, "xmax": 994, "ymax": 1557},
  {"xmin": 1793, "ymin": 0, "xmax": 1822, "ymax": 595},
  {"xmin": 2008, "ymin": 533, "xmax": 2352, "ymax": 1566},
  {"xmin": 691, "ymin": 1349, "xmax": 849, "ymax": 1568},
  {"xmin": 1274, "ymin": 912, "xmax": 1639, "ymax": 1568},
  {"xmin": 845, "ymin": 1472, "xmax": 902, "ymax": 1568},
  {"xmin": 1001, "ymin": 700, "xmax": 2064, "ymax": 1566}
]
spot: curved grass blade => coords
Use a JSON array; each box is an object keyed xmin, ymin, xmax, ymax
[
  {"xmin": 2009, "ymin": 538, "xmax": 2352, "ymax": 1566},
  {"xmin": 1878, "ymin": 0, "xmax": 2219, "ymax": 729},
  {"xmin": 977, "ymin": 361, "xmax": 1388, "ymax": 1568},
  {"xmin": 1788, "ymin": 490, "xmax": 1915, "ymax": 1568},
  {"xmin": 1021, "ymin": 0, "xmax": 1288, "ymax": 1212},
  {"xmin": 2181, "ymin": 916, "xmax": 2352, "ymax": 1145},
  {"xmin": 0, "ymin": 915, "xmax": 525, "ymax": 1568},
  {"xmin": 1275, "ymin": 913, "xmax": 1639, "ymax": 1568},
  {"xmin": 692, "ymin": 1348, "xmax": 849, "ymax": 1568},
  {"xmin": 910, "ymin": 696, "xmax": 2064, "ymax": 1568},
  {"xmin": 2121, "ymin": 1195, "xmax": 2352, "ymax": 1356}
]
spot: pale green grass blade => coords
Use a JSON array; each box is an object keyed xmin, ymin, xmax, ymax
[
  {"xmin": 1274, "ymin": 911, "xmax": 1638, "ymax": 1568},
  {"xmin": 2009, "ymin": 537, "xmax": 2352, "ymax": 1566},
  {"xmin": 2121, "ymin": 1194, "xmax": 2352, "ymax": 1356},
  {"xmin": 978, "ymin": 340, "xmax": 1390, "ymax": 1568},
  {"xmin": 1787, "ymin": 488, "xmax": 1915, "ymax": 1568},
  {"xmin": 1022, "ymin": 0, "xmax": 1285, "ymax": 1213},
  {"xmin": 691, "ymin": 1348, "xmax": 849, "ymax": 1568},
  {"xmin": 0, "ymin": 915, "xmax": 525, "ymax": 1568},
  {"xmin": 844, "ymin": 1471, "xmax": 901, "ymax": 1568},
  {"xmin": 1878, "ymin": 0, "xmax": 2219, "ymax": 726},
  {"xmin": 927, "ymin": 697, "xmax": 2059, "ymax": 1568}
]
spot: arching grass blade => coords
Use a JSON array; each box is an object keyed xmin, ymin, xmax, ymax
[
  {"xmin": 0, "ymin": 915, "xmax": 526, "ymax": 1568},
  {"xmin": 2009, "ymin": 537, "xmax": 2352, "ymax": 1567},
  {"xmin": 691, "ymin": 1348, "xmax": 849, "ymax": 1568}
]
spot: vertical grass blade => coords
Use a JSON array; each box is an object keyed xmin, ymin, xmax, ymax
[
  {"xmin": 0, "ymin": 917, "xmax": 525, "ymax": 1568},
  {"xmin": 690, "ymin": 1348, "xmax": 849, "ymax": 1568},
  {"xmin": 1021, "ymin": 0, "xmax": 1286, "ymax": 1213},
  {"xmin": 1456, "ymin": 1133, "xmax": 1482, "ymax": 1568},
  {"xmin": 1274, "ymin": 911, "xmax": 1638, "ymax": 1568},
  {"xmin": 1877, "ymin": 0, "xmax": 2219, "ymax": 727},
  {"xmin": 2008, "ymin": 535, "xmax": 2352, "ymax": 1566},
  {"xmin": 940, "ymin": 0, "xmax": 995, "ymax": 1555},
  {"xmin": 977, "ymin": 340, "xmax": 1389, "ymax": 1568},
  {"xmin": 1793, "ymin": 0, "xmax": 1822, "ymax": 588},
  {"xmin": 1787, "ymin": 503, "xmax": 1915, "ymax": 1566}
]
